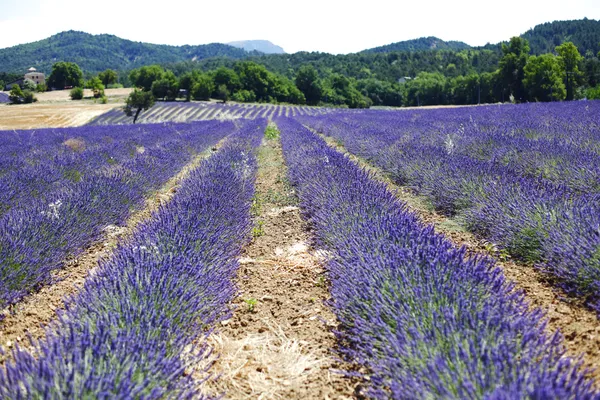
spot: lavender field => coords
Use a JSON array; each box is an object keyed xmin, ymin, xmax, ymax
[{"xmin": 2, "ymin": 101, "xmax": 600, "ymax": 398}]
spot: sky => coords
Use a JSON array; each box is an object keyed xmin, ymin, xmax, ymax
[{"xmin": 0, "ymin": 0, "xmax": 599, "ymax": 54}]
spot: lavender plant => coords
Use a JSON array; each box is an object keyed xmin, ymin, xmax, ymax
[
  {"xmin": 0, "ymin": 121, "xmax": 235, "ymax": 310},
  {"xmin": 0, "ymin": 119, "xmax": 264, "ymax": 398},
  {"xmin": 278, "ymin": 117, "xmax": 597, "ymax": 399}
]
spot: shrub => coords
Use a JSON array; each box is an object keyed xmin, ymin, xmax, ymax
[{"xmin": 70, "ymin": 87, "xmax": 84, "ymax": 100}]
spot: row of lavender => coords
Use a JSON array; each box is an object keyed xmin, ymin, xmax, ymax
[
  {"xmin": 297, "ymin": 101, "xmax": 600, "ymax": 312},
  {"xmin": 89, "ymin": 101, "xmax": 333, "ymax": 125},
  {"xmin": 0, "ymin": 93, "xmax": 8, "ymax": 103},
  {"xmin": 278, "ymin": 117, "xmax": 596, "ymax": 398},
  {"xmin": 0, "ymin": 121, "xmax": 233, "ymax": 310},
  {"xmin": 1, "ymin": 120, "xmax": 264, "ymax": 398}
]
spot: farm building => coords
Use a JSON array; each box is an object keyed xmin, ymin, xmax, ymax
[{"xmin": 4, "ymin": 67, "xmax": 45, "ymax": 90}]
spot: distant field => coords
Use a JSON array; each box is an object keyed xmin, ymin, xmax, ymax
[
  {"xmin": 89, "ymin": 101, "xmax": 330, "ymax": 125},
  {"xmin": 0, "ymin": 88, "xmax": 132, "ymax": 130},
  {"xmin": 0, "ymin": 103, "xmax": 117, "ymax": 130}
]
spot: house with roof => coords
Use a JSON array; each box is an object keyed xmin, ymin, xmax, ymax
[{"xmin": 4, "ymin": 67, "xmax": 45, "ymax": 90}]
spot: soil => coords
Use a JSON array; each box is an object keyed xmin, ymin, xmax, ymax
[
  {"xmin": 199, "ymin": 134, "xmax": 357, "ymax": 399},
  {"xmin": 318, "ymin": 132, "xmax": 600, "ymax": 385},
  {"xmin": 0, "ymin": 140, "xmax": 225, "ymax": 364}
]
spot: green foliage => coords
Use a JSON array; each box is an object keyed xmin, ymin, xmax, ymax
[
  {"xmin": 556, "ymin": 42, "xmax": 584, "ymax": 100},
  {"xmin": 98, "ymin": 69, "xmax": 118, "ymax": 86},
  {"xmin": 47, "ymin": 61, "xmax": 84, "ymax": 89},
  {"xmin": 70, "ymin": 86, "xmax": 84, "ymax": 100},
  {"xmin": 86, "ymin": 76, "xmax": 105, "ymax": 98},
  {"xmin": 36, "ymin": 83, "xmax": 47, "ymax": 92},
  {"xmin": 295, "ymin": 65, "xmax": 322, "ymax": 105},
  {"xmin": 521, "ymin": 19, "xmax": 600, "ymax": 56},
  {"xmin": 252, "ymin": 220, "xmax": 264, "ymax": 237},
  {"xmin": 356, "ymin": 78, "xmax": 403, "ymax": 106},
  {"xmin": 523, "ymin": 54, "xmax": 566, "ymax": 101},
  {"xmin": 22, "ymin": 90, "xmax": 37, "ymax": 104},
  {"xmin": 22, "ymin": 79, "xmax": 37, "ymax": 91},
  {"xmin": 190, "ymin": 74, "xmax": 214, "ymax": 101},
  {"xmin": 404, "ymin": 72, "xmax": 448, "ymax": 106},
  {"xmin": 124, "ymin": 89, "xmax": 155, "ymax": 123},
  {"xmin": 212, "ymin": 67, "xmax": 241, "ymax": 93},
  {"xmin": 244, "ymin": 298, "xmax": 258, "ymax": 312},
  {"xmin": 365, "ymin": 36, "xmax": 471, "ymax": 53},
  {"xmin": 264, "ymin": 124, "xmax": 280, "ymax": 140},
  {"xmin": 0, "ymin": 30, "xmax": 248, "ymax": 74},
  {"xmin": 499, "ymin": 37, "xmax": 530, "ymax": 102},
  {"xmin": 585, "ymin": 85, "xmax": 600, "ymax": 99},
  {"xmin": 231, "ymin": 89, "xmax": 256, "ymax": 102},
  {"xmin": 151, "ymin": 70, "xmax": 179, "ymax": 100},
  {"xmin": 8, "ymin": 85, "xmax": 23, "ymax": 104},
  {"xmin": 322, "ymin": 73, "xmax": 371, "ymax": 108},
  {"xmin": 216, "ymin": 84, "xmax": 229, "ymax": 103},
  {"xmin": 129, "ymin": 65, "xmax": 164, "ymax": 91}
]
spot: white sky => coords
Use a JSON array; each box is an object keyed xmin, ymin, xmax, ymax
[{"xmin": 0, "ymin": 0, "xmax": 599, "ymax": 54}]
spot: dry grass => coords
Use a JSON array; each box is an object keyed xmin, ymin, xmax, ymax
[
  {"xmin": 0, "ymin": 103, "xmax": 117, "ymax": 130},
  {"xmin": 200, "ymin": 321, "xmax": 326, "ymax": 399},
  {"xmin": 63, "ymin": 138, "xmax": 86, "ymax": 152}
]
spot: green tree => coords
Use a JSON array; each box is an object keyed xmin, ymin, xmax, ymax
[
  {"xmin": 191, "ymin": 74, "xmax": 215, "ymax": 101},
  {"xmin": 216, "ymin": 84, "xmax": 229, "ymax": 103},
  {"xmin": 151, "ymin": 70, "xmax": 179, "ymax": 101},
  {"xmin": 47, "ymin": 61, "xmax": 84, "ymax": 89},
  {"xmin": 8, "ymin": 85, "xmax": 24, "ymax": 104},
  {"xmin": 295, "ymin": 65, "xmax": 322, "ymax": 105},
  {"xmin": 179, "ymin": 71, "xmax": 200, "ymax": 101},
  {"xmin": 499, "ymin": 37, "xmax": 530, "ymax": 102},
  {"xmin": 129, "ymin": 65, "xmax": 164, "ymax": 91},
  {"xmin": 124, "ymin": 89, "xmax": 155, "ymax": 123},
  {"xmin": 523, "ymin": 54, "xmax": 566, "ymax": 101},
  {"xmin": 86, "ymin": 77, "xmax": 105, "ymax": 98},
  {"xmin": 98, "ymin": 69, "xmax": 118, "ymax": 86},
  {"xmin": 212, "ymin": 67, "xmax": 241, "ymax": 94},
  {"xmin": 235, "ymin": 61, "xmax": 276, "ymax": 102},
  {"xmin": 556, "ymin": 42, "xmax": 584, "ymax": 100},
  {"xmin": 404, "ymin": 72, "xmax": 448, "ymax": 106}
]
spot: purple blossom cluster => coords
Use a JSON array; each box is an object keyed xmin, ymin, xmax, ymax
[
  {"xmin": 297, "ymin": 101, "xmax": 600, "ymax": 312},
  {"xmin": 0, "ymin": 119, "xmax": 264, "ymax": 398},
  {"xmin": 277, "ymin": 117, "xmax": 597, "ymax": 399},
  {"xmin": 0, "ymin": 92, "xmax": 9, "ymax": 103},
  {"xmin": 0, "ymin": 121, "xmax": 234, "ymax": 310}
]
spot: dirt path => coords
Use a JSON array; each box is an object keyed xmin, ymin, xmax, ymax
[
  {"xmin": 201, "ymin": 131, "xmax": 356, "ymax": 399},
  {"xmin": 0, "ymin": 140, "xmax": 224, "ymax": 363},
  {"xmin": 316, "ymin": 132, "xmax": 600, "ymax": 384}
]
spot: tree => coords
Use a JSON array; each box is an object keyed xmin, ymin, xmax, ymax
[
  {"xmin": 179, "ymin": 71, "xmax": 199, "ymax": 101},
  {"xmin": 523, "ymin": 54, "xmax": 566, "ymax": 102},
  {"xmin": 98, "ymin": 69, "xmax": 118, "ymax": 86},
  {"xmin": 47, "ymin": 62, "xmax": 84, "ymax": 89},
  {"xmin": 499, "ymin": 37, "xmax": 530, "ymax": 102},
  {"xmin": 295, "ymin": 65, "xmax": 322, "ymax": 105},
  {"xmin": 86, "ymin": 77, "xmax": 105, "ymax": 98},
  {"xmin": 8, "ymin": 85, "xmax": 24, "ymax": 104},
  {"xmin": 212, "ymin": 67, "xmax": 241, "ymax": 94},
  {"xmin": 124, "ymin": 89, "xmax": 155, "ymax": 123},
  {"xmin": 9, "ymin": 85, "xmax": 36, "ymax": 104},
  {"xmin": 151, "ymin": 70, "xmax": 179, "ymax": 101},
  {"xmin": 235, "ymin": 61, "xmax": 276, "ymax": 102},
  {"xmin": 129, "ymin": 65, "xmax": 164, "ymax": 91},
  {"xmin": 216, "ymin": 84, "xmax": 229, "ymax": 103},
  {"xmin": 556, "ymin": 42, "xmax": 584, "ymax": 100},
  {"xmin": 191, "ymin": 74, "xmax": 215, "ymax": 101}
]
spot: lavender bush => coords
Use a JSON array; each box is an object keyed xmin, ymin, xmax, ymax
[
  {"xmin": 297, "ymin": 101, "xmax": 600, "ymax": 312},
  {"xmin": 278, "ymin": 117, "xmax": 597, "ymax": 399},
  {"xmin": 0, "ymin": 120, "xmax": 264, "ymax": 398},
  {"xmin": 0, "ymin": 121, "xmax": 235, "ymax": 309}
]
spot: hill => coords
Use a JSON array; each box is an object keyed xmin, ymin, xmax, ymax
[
  {"xmin": 363, "ymin": 37, "xmax": 471, "ymax": 53},
  {"xmin": 228, "ymin": 40, "xmax": 285, "ymax": 54},
  {"xmin": 521, "ymin": 18, "xmax": 600, "ymax": 55},
  {"xmin": 0, "ymin": 31, "xmax": 249, "ymax": 74}
]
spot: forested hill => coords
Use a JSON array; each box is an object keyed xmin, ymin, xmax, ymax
[
  {"xmin": 0, "ymin": 31, "xmax": 249, "ymax": 74},
  {"xmin": 366, "ymin": 19, "xmax": 600, "ymax": 56},
  {"xmin": 364, "ymin": 37, "xmax": 471, "ymax": 53},
  {"xmin": 521, "ymin": 19, "xmax": 600, "ymax": 56}
]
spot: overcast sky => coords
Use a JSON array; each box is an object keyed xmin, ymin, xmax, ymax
[{"xmin": 1, "ymin": 0, "xmax": 599, "ymax": 54}]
